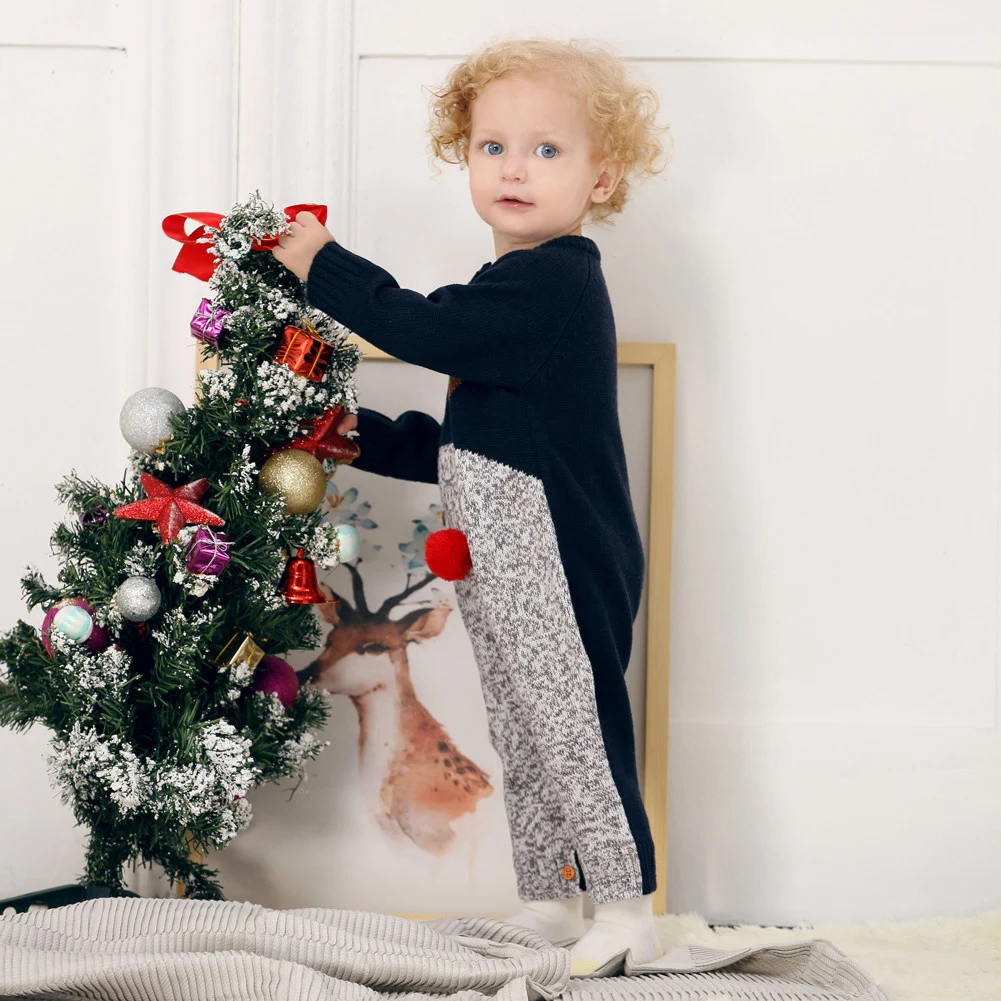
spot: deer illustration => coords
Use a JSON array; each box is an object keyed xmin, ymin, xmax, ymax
[{"xmin": 299, "ymin": 559, "xmax": 494, "ymax": 864}]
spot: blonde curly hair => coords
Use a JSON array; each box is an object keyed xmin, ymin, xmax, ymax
[{"xmin": 423, "ymin": 36, "xmax": 672, "ymax": 228}]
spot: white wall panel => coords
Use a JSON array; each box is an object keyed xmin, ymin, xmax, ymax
[
  {"xmin": 0, "ymin": 37, "xmax": 137, "ymax": 903},
  {"xmin": 353, "ymin": 55, "xmax": 498, "ymax": 284},
  {"xmin": 356, "ymin": 1, "xmax": 1001, "ymax": 64},
  {"xmin": 667, "ymin": 722, "xmax": 1001, "ymax": 923},
  {"xmin": 0, "ymin": 0, "xmax": 238, "ymax": 900},
  {"xmin": 235, "ymin": 0, "xmax": 353, "ymax": 238},
  {"xmin": 609, "ymin": 61, "xmax": 1001, "ymax": 730},
  {"xmin": 0, "ymin": 1, "xmax": 127, "ymax": 47},
  {"xmin": 143, "ymin": 0, "xmax": 241, "ymax": 403}
]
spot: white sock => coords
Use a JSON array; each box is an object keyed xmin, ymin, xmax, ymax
[
  {"xmin": 568, "ymin": 892, "xmax": 662, "ymax": 975},
  {"xmin": 504, "ymin": 894, "xmax": 587, "ymax": 946}
]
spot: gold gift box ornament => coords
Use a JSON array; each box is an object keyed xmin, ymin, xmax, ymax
[{"xmin": 213, "ymin": 632, "xmax": 266, "ymax": 671}]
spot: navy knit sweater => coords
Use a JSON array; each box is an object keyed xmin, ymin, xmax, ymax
[{"xmin": 305, "ymin": 233, "xmax": 646, "ymax": 627}]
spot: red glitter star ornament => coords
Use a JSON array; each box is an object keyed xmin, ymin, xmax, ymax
[
  {"xmin": 288, "ymin": 406, "xmax": 361, "ymax": 463},
  {"xmin": 113, "ymin": 473, "xmax": 225, "ymax": 544}
]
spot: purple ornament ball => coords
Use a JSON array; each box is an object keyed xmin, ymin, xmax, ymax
[
  {"xmin": 87, "ymin": 619, "xmax": 112, "ymax": 654},
  {"xmin": 250, "ymin": 654, "xmax": 300, "ymax": 710},
  {"xmin": 40, "ymin": 599, "xmax": 111, "ymax": 657}
]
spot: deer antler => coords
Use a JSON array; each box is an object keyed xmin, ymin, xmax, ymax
[
  {"xmin": 341, "ymin": 559, "xmax": 370, "ymax": 616},
  {"xmin": 377, "ymin": 571, "xmax": 437, "ymax": 617},
  {"xmin": 316, "ymin": 580, "xmax": 354, "ymax": 625}
]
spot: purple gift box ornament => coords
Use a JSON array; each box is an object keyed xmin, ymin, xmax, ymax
[
  {"xmin": 79, "ymin": 505, "xmax": 108, "ymax": 529},
  {"xmin": 186, "ymin": 526, "xmax": 231, "ymax": 576},
  {"xmin": 190, "ymin": 297, "xmax": 232, "ymax": 347}
]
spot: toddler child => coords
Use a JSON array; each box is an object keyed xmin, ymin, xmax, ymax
[{"xmin": 273, "ymin": 35, "xmax": 670, "ymax": 977}]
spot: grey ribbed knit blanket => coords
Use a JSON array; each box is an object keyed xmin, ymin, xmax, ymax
[{"xmin": 0, "ymin": 897, "xmax": 889, "ymax": 1001}]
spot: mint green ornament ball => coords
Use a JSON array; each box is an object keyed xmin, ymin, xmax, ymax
[
  {"xmin": 52, "ymin": 604, "xmax": 94, "ymax": 643},
  {"xmin": 333, "ymin": 524, "xmax": 360, "ymax": 563}
]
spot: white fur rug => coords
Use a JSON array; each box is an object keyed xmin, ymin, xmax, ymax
[{"xmin": 654, "ymin": 911, "xmax": 1001, "ymax": 1001}]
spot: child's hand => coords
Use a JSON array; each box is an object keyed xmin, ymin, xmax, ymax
[
  {"xmin": 338, "ymin": 411, "xmax": 358, "ymax": 434},
  {"xmin": 271, "ymin": 211, "xmax": 335, "ymax": 282}
]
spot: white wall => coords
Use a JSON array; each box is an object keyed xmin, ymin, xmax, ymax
[
  {"xmin": 0, "ymin": 0, "xmax": 241, "ymax": 899},
  {"xmin": 2, "ymin": 0, "xmax": 1000, "ymax": 925}
]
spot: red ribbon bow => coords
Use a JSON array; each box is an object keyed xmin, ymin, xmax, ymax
[{"xmin": 162, "ymin": 203, "xmax": 328, "ymax": 281}]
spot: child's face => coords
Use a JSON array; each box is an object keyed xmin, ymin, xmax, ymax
[{"xmin": 466, "ymin": 71, "xmax": 615, "ymax": 256}]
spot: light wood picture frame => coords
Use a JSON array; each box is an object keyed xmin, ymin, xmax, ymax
[{"xmin": 195, "ymin": 334, "xmax": 676, "ymax": 916}]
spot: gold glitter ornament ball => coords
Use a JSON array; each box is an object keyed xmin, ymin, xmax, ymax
[{"xmin": 258, "ymin": 449, "xmax": 327, "ymax": 514}]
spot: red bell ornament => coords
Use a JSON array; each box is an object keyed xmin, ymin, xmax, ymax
[
  {"xmin": 280, "ymin": 548, "xmax": 328, "ymax": 604},
  {"xmin": 425, "ymin": 528, "xmax": 472, "ymax": 581}
]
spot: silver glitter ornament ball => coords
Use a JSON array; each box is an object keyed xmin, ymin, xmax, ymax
[
  {"xmin": 119, "ymin": 387, "xmax": 186, "ymax": 452},
  {"xmin": 116, "ymin": 576, "xmax": 162, "ymax": 621}
]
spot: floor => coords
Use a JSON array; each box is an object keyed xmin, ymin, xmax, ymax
[{"xmin": 653, "ymin": 910, "xmax": 1001, "ymax": 1001}]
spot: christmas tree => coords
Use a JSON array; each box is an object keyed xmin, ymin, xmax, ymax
[{"xmin": 0, "ymin": 192, "xmax": 363, "ymax": 898}]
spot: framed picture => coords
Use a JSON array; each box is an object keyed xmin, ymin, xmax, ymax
[{"xmin": 198, "ymin": 336, "xmax": 676, "ymax": 918}]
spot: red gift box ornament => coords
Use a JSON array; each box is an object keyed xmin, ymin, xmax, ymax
[{"xmin": 274, "ymin": 319, "xmax": 333, "ymax": 383}]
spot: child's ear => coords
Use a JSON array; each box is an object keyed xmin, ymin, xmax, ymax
[{"xmin": 591, "ymin": 159, "xmax": 626, "ymax": 204}]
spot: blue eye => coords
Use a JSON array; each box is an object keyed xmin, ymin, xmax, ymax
[{"xmin": 479, "ymin": 141, "xmax": 560, "ymax": 159}]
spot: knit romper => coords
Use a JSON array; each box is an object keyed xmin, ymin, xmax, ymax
[{"xmin": 306, "ymin": 234, "xmax": 656, "ymax": 903}]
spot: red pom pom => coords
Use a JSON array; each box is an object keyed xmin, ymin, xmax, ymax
[{"xmin": 425, "ymin": 528, "xmax": 472, "ymax": 581}]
